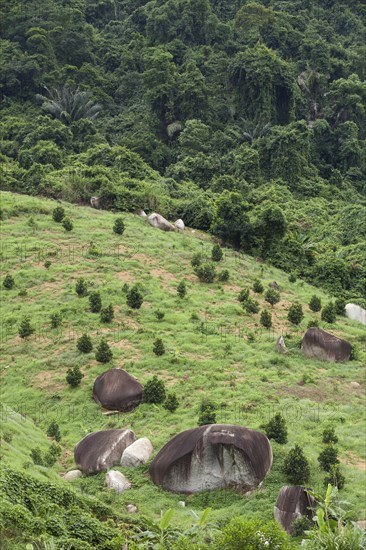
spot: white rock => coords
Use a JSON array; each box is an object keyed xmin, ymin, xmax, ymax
[
  {"xmin": 126, "ymin": 504, "xmax": 138, "ymax": 513},
  {"xmin": 135, "ymin": 209, "xmax": 147, "ymax": 217},
  {"xmin": 121, "ymin": 437, "xmax": 153, "ymax": 468},
  {"xmin": 350, "ymin": 381, "xmax": 361, "ymax": 388},
  {"xmin": 276, "ymin": 336, "xmax": 287, "ymax": 353},
  {"xmin": 64, "ymin": 470, "xmax": 82, "ymax": 482},
  {"xmin": 148, "ymin": 213, "xmax": 175, "ymax": 232},
  {"xmin": 174, "ymin": 219, "xmax": 185, "ymax": 230},
  {"xmin": 345, "ymin": 303, "xmax": 366, "ymax": 325},
  {"xmin": 178, "ymin": 501, "xmax": 186, "ymax": 508},
  {"xmin": 105, "ymin": 470, "xmax": 131, "ymax": 494}
]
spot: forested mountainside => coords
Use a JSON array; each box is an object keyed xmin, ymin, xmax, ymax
[{"xmin": 1, "ymin": 0, "xmax": 365, "ymax": 300}]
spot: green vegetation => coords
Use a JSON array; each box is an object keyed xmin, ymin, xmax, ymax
[
  {"xmin": 262, "ymin": 413, "xmax": 288, "ymax": 444},
  {"xmin": 211, "ymin": 244, "xmax": 223, "ymax": 262},
  {"xmin": 95, "ymin": 339, "xmax": 113, "ymax": 363},
  {"xmin": 164, "ymin": 393, "xmax": 179, "ymax": 413},
  {"xmin": 126, "ymin": 285, "xmax": 143, "ymax": 309},
  {"xmin": 77, "ymin": 333, "xmax": 93, "ymax": 354},
  {"xmin": 113, "ymin": 217, "xmax": 125, "ymax": 235},
  {"xmin": 260, "ymin": 309, "xmax": 272, "ymax": 329},
  {"xmin": 3, "ymin": 274, "xmax": 14, "ymax": 289},
  {"xmin": 288, "ymin": 302, "xmax": 304, "ymax": 325},
  {"xmin": 66, "ymin": 366, "xmax": 84, "ymax": 387},
  {"xmin": 89, "ymin": 291, "xmax": 102, "ymax": 313},
  {"xmin": 198, "ymin": 400, "xmax": 217, "ymax": 426},
  {"xmin": 143, "ymin": 375, "xmax": 166, "ymax": 404},
  {"xmin": 321, "ymin": 303, "xmax": 337, "ymax": 324},
  {"xmin": 283, "ymin": 445, "xmax": 310, "ymax": 485},
  {"xmin": 309, "ymin": 295, "xmax": 322, "ymax": 312},
  {"xmin": 153, "ymin": 338, "xmax": 165, "ymax": 356},
  {"xmin": 100, "ymin": 304, "xmax": 114, "ymax": 323},
  {"xmin": 177, "ymin": 280, "xmax": 187, "ymax": 299}
]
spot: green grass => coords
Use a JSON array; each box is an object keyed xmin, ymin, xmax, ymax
[{"xmin": 1, "ymin": 191, "xmax": 365, "ymax": 530}]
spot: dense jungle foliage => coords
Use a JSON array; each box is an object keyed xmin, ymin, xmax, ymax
[{"xmin": 1, "ymin": 0, "xmax": 365, "ymax": 300}]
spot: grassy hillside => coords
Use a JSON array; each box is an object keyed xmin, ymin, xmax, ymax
[{"xmin": 1, "ymin": 191, "xmax": 365, "ymax": 546}]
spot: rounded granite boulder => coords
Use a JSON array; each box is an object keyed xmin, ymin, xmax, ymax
[{"xmin": 93, "ymin": 368, "xmax": 143, "ymax": 412}]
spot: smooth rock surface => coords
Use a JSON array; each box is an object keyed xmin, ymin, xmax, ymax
[
  {"xmin": 147, "ymin": 213, "xmax": 175, "ymax": 232},
  {"xmin": 64, "ymin": 469, "xmax": 82, "ymax": 482},
  {"xmin": 274, "ymin": 486, "xmax": 315, "ymax": 534},
  {"xmin": 74, "ymin": 429, "xmax": 136, "ymax": 475},
  {"xmin": 126, "ymin": 504, "xmax": 138, "ymax": 513},
  {"xmin": 345, "ymin": 303, "xmax": 366, "ymax": 325},
  {"xmin": 276, "ymin": 336, "xmax": 287, "ymax": 353},
  {"xmin": 93, "ymin": 368, "xmax": 143, "ymax": 412},
  {"xmin": 301, "ymin": 327, "xmax": 351, "ymax": 362},
  {"xmin": 121, "ymin": 437, "xmax": 153, "ymax": 467},
  {"xmin": 105, "ymin": 470, "xmax": 131, "ymax": 493},
  {"xmin": 174, "ymin": 219, "xmax": 185, "ymax": 230}
]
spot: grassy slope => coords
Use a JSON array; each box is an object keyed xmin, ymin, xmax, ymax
[{"xmin": 0, "ymin": 191, "xmax": 365, "ymax": 529}]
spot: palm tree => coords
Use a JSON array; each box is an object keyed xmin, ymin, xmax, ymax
[{"xmin": 36, "ymin": 86, "xmax": 102, "ymax": 124}]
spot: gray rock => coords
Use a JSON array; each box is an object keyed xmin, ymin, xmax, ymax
[
  {"xmin": 301, "ymin": 327, "xmax": 351, "ymax": 363},
  {"xmin": 93, "ymin": 368, "xmax": 143, "ymax": 412},
  {"xmin": 149, "ymin": 424, "xmax": 272, "ymax": 494},
  {"xmin": 64, "ymin": 469, "xmax": 82, "ymax": 482},
  {"xmin": 345, "ymin": 303, "xmax": 366, "ymax": 325},
  {"xmin": 105, "ymin": 470, "xmax": 131, "ymax": 494},
  {"xmin": 121, "ymin": 437, "xmax": 153, "ymax": 467},
  {"xmin": 74, "ymin": 429, "xmax": 136, "ymax": 475},
  {"xmin": 178, "ymin": 501, "xmax": 186, "ymax": 508},
  {"xmin": 274, "ymin": 486, "xmax": 315, "ymax": 534},
  {"xmin": 148, "ymin": 213, "xmax": 175, "ymax": 232},
  {"xmin": 276, "ymin": 336, "xmax": 287, "ymax": 353},
  {"xmin": 174, "ymin": 219, "xmax": 185, "ymax": 230},
  {"xmin": 135, "ymin": 209, "xmax": 147, "ymax": 217},
  {"xmin": 126, "ymin": 504, "xmax": 138, "ymax": 513},
  {"xmin": 269, "ymin": 281, "xmax": 280, "ymax": 290},
  {"xmin": 90, "ymin": 196, "xmax": 101, "ymax": 208}
]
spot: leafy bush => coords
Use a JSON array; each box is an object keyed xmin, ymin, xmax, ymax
[
  {"xmin": 309, "ymin": 295, "xmax": 322, "ymax": 312},
  {"xmin": 89, "ymin": 291, "xmax": 102, "ymax": 312},
  {"xmin": 307, "ymin": 318, "xmax": 319, "ymax": 328},
  {"xmin": 62, "ymin": 217, "xmax": 73, "ymax": 231},
  {"xmin": 243, "ymin": 297, "xmax": 260, "ymax": 314},
  {"xmin": 44, "ymin": 260, "xmax": 52, "ymax": 269},
  {"xmin": 153, "ymin": 338, "xmax": 165, "ymax": 356},
  {"xmin": 52, "ymin": 206, "xmax": 65, "ymax": 222},
  {"xmin": 212, "ymin": 517, "xmax": 292, "ymax": 549},
  {"xmin": 324, "ymin": 464, "xmax": 345, "ymax": 489},
  {"xmin": 44, "ymin": 443, "xmax": 62, "ymax": 466},
  {"xmin": 164, "ymin": 393, "xmax": 179, "ymax": 412},
  {"xmin": 3, "ymin": 274, "xmax": 14, "ymax": 289},
  {"xmin": 283, "ymin": 445, "xmax": 310, "ymax": 484},
  {"xmin": 287, "ymin": 302, "xmax": 304, "ymax": 325},
  {"xmin": 66, "ymin": 366, "xmax": 83, "ymax": 387},
  {"xmin": 291, "ymin": 516, "xmax": 313, "ymax": 537},
  {"xmin": 100, "ymin": 304, "xmax": 114, "ymax": 323},
  {"xmin": 262, "ymin": 413, "xmax": 288, "ymax": 444},
  {"xmin": 30, "ymin": 447, "xmax": 44, "ymax": 465},
  {"xmin": 155, "ymin": 310, "xmax": 165, "ymax": 321},
  {"xmin": 198, "ymin": 400, "xmax": 217, "ymax": 426},
  {"xmin": 50, "ymin": 313, "xmax": 62, "ymax": 328},
  {"xmin": 252, "ymin": 280, "xmax": 264, "ymax": 293},
  {"xmin": 75, "ymin": 277, "xmax": 88, "ymax": 296},
  {"xmin": 238, "ymin": 288, "xmax": 250, "ymax": 302},
  {"xmin": 260, "ymin": 309, "xmax": 272, "ymax": 328},
  {"xmin": 211, "ymin": 244, "xmax": 223, "ymax": 262},
  {"xmin": 288, "ymin": 273, "xmax": 297, "ymax": 283},
  {"xmin": 318, "ymin": 445, "xmax": 339, "ymax": 471},
  {"xmin": 264, "ymin": 288, "xmax": 280, "ymax": 307},
  {"xmin": 143, "ymin": 375, "xmax": 166, "ymax": 404},
  {"xmin": 177, "ymin": 280, "xmax": 187, "ymax": 298},
  {"xmin": 95, "ymin": 339, "xmax": 113, "ymax": 363},
  {"xmin": 127, "ymin": 285, "xmax": 143, "ymax": 309},
  {"xmin": 321, "ymin": 303, "xmax": 336, "ymax": 323},
  {"xmin": 191, "ymin": 252, "xmax": 203, "ymax": 267},
  {"xmin": 322, "ymin": 427, "xmax": 338, "ymax": 444},
  {"xmin": 217, "ymin": 269, "xmax": 229, "ymax": 282},
  {"xmin": 113, "ymin": 217, "xmax": 125, "ymax": 235},
  {"xmin": 47, "ymin": 421, "xmax": 61, "ymax": 442},
  {"xmin": 18, "ymin": 317, "xmax": 34, "ymax": 338},
  {"xmin": 194, "ymin": 262, "xmax": 216, "ymax": 283},
  {"xmin": 334, "ymin": 297, "xmax": 346, "ymax": 315},
  {"xmin": 77, "ymin": 333, "xmax": 93, "ymax": 353},
  {"xmin": 122, "ymin": 283, "xmax": 129, "ymax": 293}
]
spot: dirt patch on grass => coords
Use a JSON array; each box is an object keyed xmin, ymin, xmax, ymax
[
  {"xmin": 277, "ymin": 382, "xmax": 345, "ymax": 403},
  {"xmin": 150, "ymin": 268, "xmax": 176, "ymax": 286},
  {"xmin": 115, "ymin": 271, "xmax": 136, "ymax": 283},
  {"xmin": 111, "ymin": 339, "xmax": 141, "ymax": 360},
  {"xmin": 340, "ymin": 452, "xmax": 366, "ymax": 471},
  {"xmin": 32, "ymin": 371, "xmax": 64, "ymax": 392}
]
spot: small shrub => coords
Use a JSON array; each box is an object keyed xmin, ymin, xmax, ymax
[
  {"xmin": 30, "ymin": 447, "xmax": 44, "ymax": 465},
  {"xmin": 252, "ymin": 280, "xmax": 264, "ymax": 293},
  {"xmin": 62, "ymin": 217, "xmax": 73, "ymax": 231},
  {"xmin": 52, "ymin": 206, "xmax": 65, "ymax": 222},
  {"xmin": 283, "ymin": 444, "xmax": 310, "ymax": 484},
  {"xmin": 217, "ymin": 269, "xmax": 229, "ymax": 282},
  {"xmin": 238, "ymin": 288, "xmax": 250, "ymax": 302},
  {"xmin": 191, "ymin": 252, "xmax": 203, "ymax": 268},
  {"xmin": 211, "ymin": 244, "xmax": 223, "ymax": 262},
  {"xmin": 318, "ymin": 445, "xmax": 339, "ymax": 471},
  {"xmin": 334, "ymin": 297, "xmax": 346, "ymax": 315},
  {"xmin": 260, "ymin": 309, "xmax": 272, "ymax": 328},
  {"xmin": 122, "ymin": 283, "xmax": 129, "ymax": 293},
  {"xmin": 288, "ymin": 273, "xmax": 297, "ymax": 283},
  {"xmin": 292, "ymin": 516, "xmax": 313, "ymax": 537},
  {"xmin": 44, "ymin": 443, "xmax": 62, "ymax": 466},
  {"xmin": 127, "ymin": 285, "xmax": 143, "ymax": 309},
  {"xmin": 155, "ymin": 310, "xmax": 165, "ymax": 321},
  {"xmin": 243, "ymin": 298, "xmax": 260, "ymax": 314},
  {"xmin": 47, "ymin": 421, "xmax": 61, "ymax": 442},
  {"xmin": 309, "ymin": 295, "xmax": 322, "ymax": 312},
  {"xmin": 307, "ymin": 318, "xmax": 319, "ymax": 328},
  {"xmin": 324, "ymin": 464, "xmax": 345, "ymax": 489},
  {"xmin": 44, "ymin": 260, "xmax": 52, "ymax": 269},
  {"xmin": 18, "ymin": 289, "xmax": 27, "ymax": 297},
  {"xmin": 153, "ymin": 338, "xmax": 165, "ymax": 356},
  {"xmin": 195, "ymin": 262, "xmax": 216, "ymax": 283},
  {"xmin": 350, "ymin": 344, "xmax": 359, "ymax": 361},
  {"xmin": 87, "ymin": 242, "xmax": 100, "ymax": 256},
  {"xmin": 3, "ymin": 274, "xmax": 15, "ymax": 289},
  {"xmin": 113, "ymin": 217, "xmax": 125, "ymax": 235},
  {"xmin": 143, "ymin": 375, "xmax": 166, "ymax": 404},
  {"xmin": 287, "ymin": 302, "xmax": 304, "ymax": 325},
  {"xmin": 89, "ymin": 291, "xmax": 102, "ymax": 313},
  {"xmin": 262, "ymin": 413, "xmax": 288, "ymax": 444},
  {"xmin": 164, "ymin": 392, "xmax": 179, "ymax": 412},
  {"xmin": 66, "ymin": 366, "xmax": 83, "ymax": 387},
  {"xmin": 177, "ymin": 280, "xmax": 187, "ymax": 298},
  {"xmin": 265, "ymin": 288, "xmax": 280, "ymax": 307},
  {"xmin": 198, "ymin": 399, "xmax": 217, "ymax": 426},
  {"xmin": 321, "ymin": 302, "xmax": 336, "ymax": 323},
  {"xmin": 50, "ymin": 313, "xmax": 62, "ymax": 329},
  {"xmin": 18, "ymin": 317, "xmax": 34, "ymax": 338},
  {"xmin": 212, "ymin": 517, "xmax": 292, "ymax": 549},
  {"xmin": 322, "ymin": 427, "xmax": 338, "ymax": 444},
  {"xmin": 95, "ymin": 339, "xmax": 113, "ymax": 363},
  {"xmin": 77, "ymin": 333, "xmax": 93, "ymax": 353},
  {"xmin": 75, "ymin": 277, "xmax": 88, "ymax": 296},
  {"xmin": 100, "ymin": 304, "xmax": 114, "ymax": 323}
]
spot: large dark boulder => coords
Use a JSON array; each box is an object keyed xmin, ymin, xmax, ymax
[
  {"xmin": 74, "ymin": 429, "xmax": 136, "ymax": 475},
  {"xmin": 274, "ymin": 485, "xmax": 315, "ymax": 534},
  {"xmin": 93, "ymin": 368, "xmax": 143, "ymax": 412},
  {"xmin": 149, "ymin": 424, "xmax": 272, "ymax": 494},
  {"xmin": 301, "ymin": 327, "xmax": 351, "ymax": 362}
]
